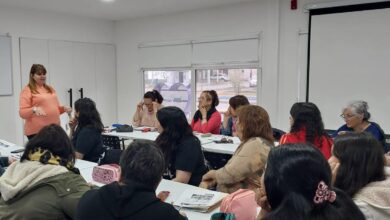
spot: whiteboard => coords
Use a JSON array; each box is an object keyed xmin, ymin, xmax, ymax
[
  {"xmin": 307, "ymin": 4, "xmax": 390, "ymax": 133},
  {"xmin": 0, "ymin": 35, "xmax": 12, "ymax": 95}
]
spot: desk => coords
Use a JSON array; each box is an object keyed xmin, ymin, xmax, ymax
[
  {"xmin": 105, "ymin": 131, "xmax": 241, "ymax": 155},
  {"xmin": 79, "ymin": 165, "xmax": 226, "ymax": 220},
  {"xmin": 0, "ymin": 139, "xmax": 24, "ymax": 157}
]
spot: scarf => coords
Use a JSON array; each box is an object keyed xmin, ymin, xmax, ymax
[{"xmin": 27, "ymin": 148, "xmax": 77, "ymax": 172}]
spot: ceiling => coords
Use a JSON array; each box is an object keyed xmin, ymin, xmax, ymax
[{"xmin": 0, "ymin": 0, "xmax": 258, "ymax": 21}]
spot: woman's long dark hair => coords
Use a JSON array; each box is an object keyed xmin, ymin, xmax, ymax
[
  {"xmin": 264, "ymin": 144, "xmax": 365, "ymax": 220},
  {"xmin": 333, "ymin": 132, "xmax": 385, "ymax": 197},
  {"xmin": 21, "ymin": 124, "xmax": 78, "ymax": 173},
  {"xmin": 290, "ymin": 102, "xmax": 328, "ymax": 144},
  {"xmin": 74, "ymin": 98, "xmax": 104, "ymax": 132},
  {"xmin": 155, "ymin": 106, "xmax": 196, "ymax": 165}
]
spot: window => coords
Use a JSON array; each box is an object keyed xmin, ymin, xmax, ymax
[
  {"xmin": 195, "ymin": 68, "xmax": 258, "ymax": 113},
  {"xmin": 144, "ymin": 70, "xmax": 192, "ymax": 118}
]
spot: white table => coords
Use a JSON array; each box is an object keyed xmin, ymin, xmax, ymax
[
  {"xmin": 0, "ymin": 139, "xmax": 24, "ymax": 157},
  {"xmin": 79, "ymin": 165, "xmax": 226, "ymax": 220},
  {"xmin": 105, "ymin": 131, "xmax": 241, "ymax": 155}
]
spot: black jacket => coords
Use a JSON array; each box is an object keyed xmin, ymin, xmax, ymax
[{"xmin": 76, "ymin": 181, "xmax": 186, "ymax": 220}]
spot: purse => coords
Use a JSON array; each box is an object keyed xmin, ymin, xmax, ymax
[
  {"xmin": 92, "ymin": 164, "xmax": 120, "ymax": 184},
  {"xmin": 116, "ymin": 124, "xmax": 133, "ymax": 132},
  {"xmin": 220, "ymin": 189, "xmax": 258, "ymax": 220}
]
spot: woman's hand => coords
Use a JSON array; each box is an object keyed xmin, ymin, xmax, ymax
[
  {"xmin": 153, "ymin": 101, "xmax": 160, "ymax": 113},
  {"xmin": 157, "ymin": 191, "xmax": 170, "ymax": 202},
  {"xmin": 63, "ymin": 106, "xmax": 72, "ymax": 113},
  {"xmin": 328, "ymin": 156, "xmax": 340, "ymax": 184},
  {"xmin": 199, "ymin": 106, "xmax": 207, "ymax": 120},
  {"xmin": 33, "ymin": 106, "xmax": 47, "ymax": 116},
  {"xmin": 256, "ymin": 187, "xmax": 271, "ymax": 219},
  {"xmin": 136, "ymin": 102, "xmax": 143, "ymax": 112},
  {"xmin": 69, "ymin": 117, "xmax": 78, "ymax": 131}
]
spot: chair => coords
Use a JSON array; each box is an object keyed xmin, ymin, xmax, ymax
[
  {"xmin": 102, "ymin": 134, "xmax": 125, "ymax": 150},
  {"xmin": 272, "ymin": 128, "xmax": 285, "ymax": 141},
  {"xmin": 98, "ymin": 148, "xmax": 123, "ymax": 165},
  {"xmin": 204, "ymin": 152, "xmax": 232, "ymax": 170}
]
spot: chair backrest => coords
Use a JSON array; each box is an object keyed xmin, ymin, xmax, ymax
[
  {"xmin": 272, "ymin": 128, "xmax": 285, "ymax": 141},
  {"xmin": 102, "ymin": 135, "xmax": 122, "ymax": 150}
]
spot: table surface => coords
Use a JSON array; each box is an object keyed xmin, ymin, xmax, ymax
[
  {"xmin": 105, "ymin": 131, "xmax": 241, "ymax": 155},
  {"xmin": 79, "ymin": 165, "xmax": 226, "ymax": 220}
]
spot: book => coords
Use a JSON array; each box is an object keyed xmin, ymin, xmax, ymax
[{"xmin": 173, "ymin": 189, "xmax": 226, "ymax": 213}]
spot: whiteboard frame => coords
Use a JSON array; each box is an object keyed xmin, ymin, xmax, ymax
[{"xmin": 0, "ymin": 34, "xmax": 13, "ymax": 96}]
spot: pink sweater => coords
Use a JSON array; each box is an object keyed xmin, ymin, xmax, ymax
[
  {"xmin": 191, "ymin": 111, "xmax": 221, "ymax": 134},
  {"xmin": 19, "ymin": 85, "xmax": 65, "ymax": 135}
]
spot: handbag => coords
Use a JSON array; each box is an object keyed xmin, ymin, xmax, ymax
[
  {"xmin": 220, "ymin": 189, "xmax": 258, "ymax": 220},
  {"xmin": 116, "ymin": 124, "xmax": 133, "ymax": 132},
  {"xmin": 92, "ymin": 164, "xmax": 120, "ymax": 184}
]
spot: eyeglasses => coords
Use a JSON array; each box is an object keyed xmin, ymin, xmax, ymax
[{"xmin": 340, "ymin": 114, "xmax": 356, "ymax": 119}]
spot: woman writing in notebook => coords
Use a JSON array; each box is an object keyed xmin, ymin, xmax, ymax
[
  {"xmin": 191, "ymin": 90, "xmax": 221, "ymax": 134},
  {"xmin": 132, "ymin": 90, "xmax": 164, "ymax": 127},
  {"xmin": 19, "ymin": 64, "xmax": 71, "ymax": 140}
]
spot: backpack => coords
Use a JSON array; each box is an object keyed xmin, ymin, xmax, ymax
[{"xmin": 220, "ymin": 189, "xmax": 258, "ymax": 220}]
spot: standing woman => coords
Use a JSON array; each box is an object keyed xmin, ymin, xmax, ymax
[
  {"xmin": 280, "ymin": 102, "xmax": 333, "ymax": 159},
  {"xmin": 69, "ymin": 98, "xmax": 104, "ymax": 163},
  {"xmin": 132, "ymin": 90, "xmax": 164, "ymax": 127},
  {"xmin": 191, "ymin": 90, "xmax": 221, "ymax": 134},
  {"xmin": 200, "ymin": 105, "xmax": 274, "ymax": 193},
  {"xmin": 19, "ymin": 64, "xmax": 71, "ymax": 139},
  {"xmin": 155, "ymin": 106, "xmax": 208, "ymax": 186}
]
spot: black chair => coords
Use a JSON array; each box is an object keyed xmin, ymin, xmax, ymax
[
  {"xmin": 272, "ymin": 128, "xmax": 285, "ymax": 141},
  {"xmin": 98, "ymin": 148, "xmax": 123, "ymax": 165},
  {"xmin": 102, "ymin": 134, "xmax": 125, "ymax": 150},
  {"xmin": 204, "ymin": 152, "xmax": 232, "ymax": 170}
]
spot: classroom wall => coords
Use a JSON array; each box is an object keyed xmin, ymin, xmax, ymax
[
  {"xmin": 0, "ymin": 6, "xmax": 115, "ymax": 145},
  {"xmin": 115, "ymin": 0, "xmax": 325, "ymax": 131}
]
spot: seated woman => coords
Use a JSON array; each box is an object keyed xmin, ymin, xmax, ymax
[
  {"xmin": 132, "ymin": 90, "xmax": 164, "ymax": 127},
  {"xmin": 280, "ymin": 102, "xmax": 333, "ymax": 159},
  {"xmin": 76, "ymin": 140, "xmax": 186, "ymax": 220},
  {"xmin": 155, "ymin": 106, "xmax": 208, "ymax": 186},
  {"xmin": 0, "ymin": 124, "xmax": 92, "ymax": 219},
  {"xmin": 69, "ymin": 98, "xmax": 104, "ymax": 162},
  {"xmin": 257, "ymin": 143, "xmax": 365, "ymax": 220},
  {"xmin": 200, "ymin": 105, "xmax": 274, "ymax": 193},
  {"xmin": 336, "ymin": 100, "xmax": 385, "ymax": 146},
  {"xmin": 191, "ymin": 90, "xmax": 221, "ymax": 134},
  {"xmin": 221, "ymin": 95, "xmax": 250, "ymax": 136},
  {"xmin": 330, "ymin": 132, "xmax": 390, "ymax": 219}
]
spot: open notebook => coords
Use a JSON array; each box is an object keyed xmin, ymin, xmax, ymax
[{"xmin": 172, "ymin": 189, "xmax": 226, "ymax": 213}]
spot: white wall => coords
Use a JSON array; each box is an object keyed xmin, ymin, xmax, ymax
[
  {"xmin": 115, "ymin": 0, "xmax": 282, "ymax": 127},
  {"xmin": 115, "ymin": 0, "xmax": 334, "ymax": 131},
  {"xmin": 0, "ymin": 6, "xmax": 115, "ymax": 145}
]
